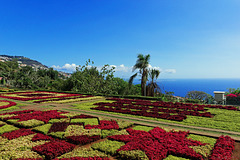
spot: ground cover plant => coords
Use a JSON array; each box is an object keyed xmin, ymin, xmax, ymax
[
  {"xmin": 0, "ymin": 91, "xmax": 94, "ymax": 103},
  {"xmin": 0, "ymin": 108, "xmax": 237, "ymax": 159},
  {"xmin": 72, "ymin": 98, "xmax": 240, "ymax": 132},
  {"xmin": 92, "ymin": 98, "xmax": 237, "ymax": 122},
  {"xmin": 0, "ymin": 100, "xmax": 17, "ymax": 110}
]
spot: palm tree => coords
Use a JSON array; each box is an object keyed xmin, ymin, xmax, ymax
[
  {"xmin": 147, "ymin": 69, "xmax": 161, "ymax": 96},
  {"xmin": 129, "ymin": 54, "xmax": 150, "ymax": 96}
]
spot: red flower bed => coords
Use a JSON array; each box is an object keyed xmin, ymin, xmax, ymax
[
  {"xmin": 1, "ymin": 128, "xmax": 35, "ymax": 140},
  {"xmin": 55, "ymin": 157, "xmax": 110, "ymax": 160},
  {"xmin": 48, "ymin": 122, "xmax": 69, "ymax": 133},
  {"xmin": 84, "ymin": 120, "xmax": 119, "ymax": 130},
  {"xmin": 209, "ymin": 135, "xmax": 235, "ymax": 160},
  {"xmin": 109, "ymin": 127, "xmax": 206, "ymax": 160},
  {"xmin": 66, "ymin": 135, "xmax": 101, "ymax": 145},
  {"xmin": 32, "ymin": 140, "xmax": 75, "ymax": 159},
  {"xmin": 0, "ymin": 100, "xmax": 17, "ymax": 109},
  {"xmin": 3, "ymin": 110, "xmax": 67, "ymax": 123},
  {"xmin": 93, "ymin": 98, "xmax": 237, "ymax": 122},
  {"xmin": 32, "ymin": 133, "xmax": 54, "ymax": 142}
]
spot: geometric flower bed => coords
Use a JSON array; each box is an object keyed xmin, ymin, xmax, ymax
[
  {"xmin": 92, "ymin": 98, "xmax": 238, "ymax": 122},
  {"xmin": 0, "ymin": 100, "xmax": 16, "ymax": 110},
  {"xmin": 0, "ymin": 91, "xmax": 94, "ymax": 103},
  {"xmin": 0, "ymin": 109, "xmax": 236, "ymax": 160},
  {"xmin": 209, "ymin": 135, "xmax": 235, "ymax": 160},
  {"xmin": 0, "ymin": 110, "xmax": 68, "ymax": 124}
]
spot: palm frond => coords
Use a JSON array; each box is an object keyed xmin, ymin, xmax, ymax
[{"xmin": 128, "ymin": 73, "xmax": 138, "ymax": 87}]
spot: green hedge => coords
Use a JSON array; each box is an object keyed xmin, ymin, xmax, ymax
[{"xmin": 91, "ymin": 140, "xmax": 125, "ymax": 155}]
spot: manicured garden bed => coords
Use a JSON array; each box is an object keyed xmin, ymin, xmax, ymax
[
  {"xmin": 0, "ymin": 109, "xmax": 237, "ymax": 159},
  {"xmin": 72, "ymin": 98, "xmax": 240, "ymax": 133},
  {"xmin": 0, "ymin": 100, "xmax": 17, "ymax": 111},
  {"xmin": 0, "ymin": 91, "xmax": 97, "ymax": 103}
]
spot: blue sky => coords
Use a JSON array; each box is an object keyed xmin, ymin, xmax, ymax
[{"xmin": 0, "ymin": 0, "xmax": 240, "ymax": 79}]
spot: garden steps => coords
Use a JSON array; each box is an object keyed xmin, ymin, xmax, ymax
[{"xmin": 59, "ymin": 107, "xmax": 240, "ymax": 142}]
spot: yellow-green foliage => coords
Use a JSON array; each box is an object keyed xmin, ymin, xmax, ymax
[
  {"xmin": 58, "ymin": 147, "xmax": 108, "ymax": 159},
  {"xmin": 0, "ymin": 121, "xmax": 6, "ymax": 125},
  {"xmin": 0, "ymin": 134, "xmax": 45, "ymax": 160},
  {"xmin": 0, "ymin": 134, "xmax": 48, "ymax": 152},
  {"xmin": 0, "ymin": 114, "xmax": 18, "ymax": 120},
  {"xmin": 118, "ymin": 150, "xmax": 148, "ymax": 160},
  {"xmin": 101, "ymin": 129, "xmax": 129, "ymax": 138},
  {"xmin": 0, "ymin": 136, "xmax": 8, "ymax": 145},
  {"xmin": 60, "ymin": 112, "xmax": 80, "ymax": 118},
  {"xmin": 48, "ymin": 118, "xmax": 70, "ymax": 123},
  {"xmin": 70, "ymin": 118, "xmax": 99, "ymax": 125},
  {"xmin": 64, "ymin": 125, "xmax": 101, "ymax": 137},
  {"xmin": 190, "ymin": 145, "xmax": 212, "ymax": 158},
  {"xmin": 117, "ymin": 120, "xmax": 134, "ymax": 129},
  {"xmin": 187, "ymin": 134, "xmax": 216, "ymax": 147},
  {"xmin": 48, "ymin": 131, "xmax": 65, "ymax": 139},
  {"xmin": 0, "ymin": 150, "xmax": 43, "ymax": 160},
  {"xmin": 0, "ymin": 124, "xmax": 18, "ymax": 134},
  {"xmin": 164, "ymin": 155, "xmax": 189, "ymax": 160},
  {"xmin": 18, "ymin": 119, "xmax": 45, "ymax": 128},
  {"xmin": 32, "ymin": 124, "xmax": 52, "ymax": 134},
  {"xmin": 53, "ymin": 96, "xmax": 104, "ymax": 104},
  {"xmin": 0, "ymin": 106, "xmax": 19, "ymax": 111},
  {"xmin": 132, "ymin": 125, "xmax": 154, "ymax": 132},
  {"xmin": 91, "ymin": 140, "xmax": 125, "ymax": 155}
]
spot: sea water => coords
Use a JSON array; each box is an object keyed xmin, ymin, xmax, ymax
[{"xmin": 133, "ymin": 79, "xmax": 240, "ymax": 97}]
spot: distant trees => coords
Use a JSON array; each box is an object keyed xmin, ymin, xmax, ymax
[
  {"xmin": 0, "ymin": 60, "xmax": 60, "ymax": 89},
  {"xmin": 185, "ymin": 91, "xmax": 214, "ymax": 103},
  {"xmin": 0, "ymin": 58, "xmax": 142, "ymax": 96},
  {"xmin": 60, "ymin": 60, "xmax": 141, "ymax": 95}
]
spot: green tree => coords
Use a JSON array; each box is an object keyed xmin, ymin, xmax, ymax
[
  {"xmin": 62, "ymin": 60, "xmax": 118, "ymax": 95},
  {"xmin": 129, "ymin": 54, "xmax": 150, "ymax": 96},
  {"xmin": 147, "ymin": 68, "xmax": 161, "ymax": 96}
]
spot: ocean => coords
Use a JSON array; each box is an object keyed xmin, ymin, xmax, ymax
[{"xmin": 133, "ymin": 79, "xmax": 240, "ymax": 97}]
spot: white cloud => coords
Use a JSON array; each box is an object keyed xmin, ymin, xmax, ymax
[
  {"xmin": 52, "ymin": 63, "xmax": 176, "ymax": 77},
  {"xmin": 114, "ymin": 64, "xmax": 131, "ymax": 72},
  {"xmin": 52, "ymin": 63, "xmax": 77, "ymax": 72},
  {"xmin": 147, "ymin": 64, "xmax": 162, "ymax": 71},
  {"xmin": 164, "ymin": 69, "xmax": 176, "ymax": 74}
]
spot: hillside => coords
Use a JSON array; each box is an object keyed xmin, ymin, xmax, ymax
[{"xmin": 0, "ymin": 55, "xmax": 48, "ymax": 70}]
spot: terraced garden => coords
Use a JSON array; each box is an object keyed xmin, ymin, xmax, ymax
[{"xmin": 0, "ymin": 91, "xmax": 239, "ymax": 160}]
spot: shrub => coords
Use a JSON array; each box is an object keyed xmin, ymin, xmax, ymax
[
  {"xmin": 32, "ymin": 124, "xmax": 52, "ymax": 134},
  {"xmin": 0, "ymin": 124, "xmax": 18, "ymax": 134},
  {"xmin": 91, "ymin": 140, "xmax": 125, "ymax": 155},
  {"xmin": 132, "ymin": 125, "xmax": 154, "ymax": 132},
  {"xmin": 70, "ymin": 118, "xmax": 99, "ymax": 125},
  {"xmin": 118, "ymin": 150, "xmax": 148, "ymax": 160},
  {"xmin": 32, "ymin": 140, "xmax": 75, "ymax": 159},
  {"xmin": 66, "ymin": 135, "xmax": 100, "ymax": 145},
  {"xmin": 57, "ymin": 147, "xmax": 108, "ymax": 159},
  {"xmin": 2, "ymin": 129, "xmax": 34, "ymax": 140}
]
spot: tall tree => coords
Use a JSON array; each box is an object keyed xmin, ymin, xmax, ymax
[
  {"xmin": 129, "ymin": 54, "xmax": 150, "ymax": 96},
  {"xmin": 147, "ymin": 69, "xmax": 161, "ymax": 96}
]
